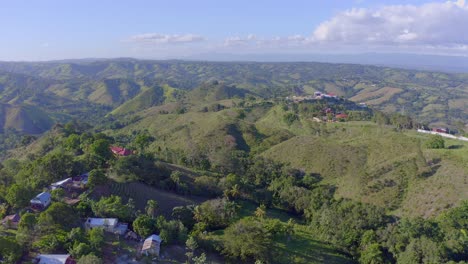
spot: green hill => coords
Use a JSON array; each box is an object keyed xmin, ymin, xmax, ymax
[
  {"xmin": 88, "ymin": 78, "xmax": 142, "ymax": 106},
  {"xmin": 0, "ymin": 103, "xmax": 53, "ymax": 134},
  {"xmin": 110, "ymin": 97, "xmax": 466, "ymax": 218}
]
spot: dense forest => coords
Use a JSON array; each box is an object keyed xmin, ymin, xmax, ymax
[{"xmin": 0, "ymin": 60, "xmax": 467, "ymax": 263}]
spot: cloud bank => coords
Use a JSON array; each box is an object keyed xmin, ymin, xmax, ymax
[
  {"xmin": 222, "ymin": 0, "xmax": 468, "ymax": 53},
  {"xmin": 311, "ymin": 0, "xmax": 468, "ymax": 49},
  {"xmin": 130, "ymin": 33, "xmax": 204, "ymax": 44}
]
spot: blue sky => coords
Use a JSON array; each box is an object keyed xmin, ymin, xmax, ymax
[{"xmin": 0, "ymin": 0, "xmax": 466, "ymax": 60}]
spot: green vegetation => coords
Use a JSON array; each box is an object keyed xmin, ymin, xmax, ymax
[{"xmin": 0, "ymin": 60, "xmax": 466, "ymax": 263}]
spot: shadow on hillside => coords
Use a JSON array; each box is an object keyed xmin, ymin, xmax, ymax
[
  {"xmin": 421, "ymin": 165, "xmax": 442, "ymax": 179},
  {"xmin": 447, "ymin": 145, "xmax": 463, "ymax": 150}
]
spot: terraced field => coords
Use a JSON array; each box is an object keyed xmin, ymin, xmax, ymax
[
  {"xmin": 349, "ymin": 87, "xmax": 403, "ymax": 105},
  {"xmin": 103, "ymin": 181, "xmax": 207, "ymax": 217}
]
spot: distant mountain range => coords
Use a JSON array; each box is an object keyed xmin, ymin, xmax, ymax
[
  {"xmin": 0, "ymin": 59, "xmax": 466, "ymax": 134},
  {"xmin": 186, "ymin": 53, "xmax": 468, "ymax": 73}
]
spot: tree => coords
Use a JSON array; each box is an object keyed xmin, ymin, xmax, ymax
[
  {"xmin": 222, "ymin": 218, "xmax": 272, "ymax": 262},
  {"xmin": 157, "ymin": 218, "xmax": 188, "ymax": 244},
  {"xmin": 255, "ymin": 204, "xmax": 266, "ymax": 219},
  {"xmin": 186, "ymin": 236, "xmax": 198, "ymax": 261},
  {"xmin": 192, "ymin": 252, "xmax": 207, "ymax": 264},
  {"xmin": 397, "ymin": 237, "xmax": 446, "ymax": 264},
  {"xmin": 18, "ymin": 213, "xmax": 37, "ymax": 230},
  {"xmin": 5, "ymin": 184, "xmax": 31, "ymax": 208},
  {"xmin": 51, "ymin": 188, "xmax": 65, "ymax": 201},
  {"xmin": 426, "ymin": 135, "xmax": 445, "ymax": 149},
  {"xmin": 38, "ymin": 202, "xmax": 78, "ymax": 231},
  {"xmin": 89, "ymin": 139, "xmax": 112, "ymax": 163},
  {"xmin": 78, "ymin": 254, "xmax": 103, "ymax": 264},
  {"xmin": 64, "ymin": 134, "xmax": 81, "ymax": 152},
  {"xmin": 88, "ymin": 228, "xmax": 105, "ymax": 251},
  {"xmin": 172, "ymin": 205, "xmax": 196, "ymax": 229},
  {"xmin": 194, "ymin": 198, "xmax": 237, "ymax": 229},
  {"xmin": 134, "ymin": 132, "xmax": 153, "ymax": 153},
  {"xmin": 91, "ymin": 195, "xmax": 132, "ymax": 221},
  {"xmin": 70, "ymin": 243, "xmax": 92, "ymax": 259},
  {"xmin": 0, "ymin": 236, "xmax": 23, "ymax": 263},
  {"xmin": 359, "ymin": 243, "xmax": 384, "ymax": 264},
  {"xmin": 145, "ymin": 200, "xmax": 159, "ymax": 218},
  {"xmin": 88, "ymin": 169, "xmax": 107, "ymax": 189},
  {"xmin": 133, "ymin": 215, "xmax": 155, "ymax": 238}
]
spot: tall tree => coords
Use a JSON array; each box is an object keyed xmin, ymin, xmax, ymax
[{"xmin": 145, "ymin": 200, "xmax": 159, "ymax": 219}]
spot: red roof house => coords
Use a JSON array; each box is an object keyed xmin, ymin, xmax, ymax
[
  {"xmin": 110, "ymin": 146, "xmax": 133, "ymax": 157},
  {"xmin": 335, "ymin": 113, "xmax": 349, "ymax": 119},
  {"xmin": 432, "ymin": 128, "xmax": 448, "ymax": 134}
]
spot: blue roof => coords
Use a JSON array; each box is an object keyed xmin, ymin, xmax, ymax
[{"xmin": 31, "ymin": 192, "xmax": 51, "ymax": 204}]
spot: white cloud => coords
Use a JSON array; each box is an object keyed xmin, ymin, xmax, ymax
[
  {"xmin": 223, "ymin": 34, "xmax": 311, "ymax": 48},
  {"xmin": 129, "ymin": 33, "xmax": 204, "ymax": 44},
  {"xmin": 311, "ymin": 0, "xmax": 468, "ymax": 48}
]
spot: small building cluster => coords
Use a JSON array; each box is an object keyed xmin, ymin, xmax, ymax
[
  {"xmin": 286, "ymin": 91, "xmax": 339, "ymax": 103},
  {"xmin": 29, "ymin": 173, "xmax": 89, "ymax": 212},
  {"xmin": 314, "ymin": 91, "xmax": 338, "ymax": 99}
]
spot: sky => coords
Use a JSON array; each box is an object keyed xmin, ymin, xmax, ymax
[{"xmin": 0, "ymin": 0, "xmax": 467, "ymax": 61}]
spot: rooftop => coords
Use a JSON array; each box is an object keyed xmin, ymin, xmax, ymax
[
  {"xmin": 86, "ymin": 217, "xmax": 118, "ymax": 227},
  {"xmin": 31, "ymin": 192, "xmax": 51, "ymax": 204},
  {"xmin": 36, "ymin": 254, "xmax": 75, "ymax": 264},
  {"xmin": 142, "ymin": 234, "xmax": 162, "ymax": 251}
]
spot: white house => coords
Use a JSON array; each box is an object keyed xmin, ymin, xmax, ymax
[
  {"xmin": 141, "ymin": 234, "xmax": 162, "ymax": 257},
  {"xmin": 30, "ymin": 192, "xmax": 52, "ymax": 210},
  {"xmin": 34, "ymin": 254, "xmax": 76, "ymax": 264},
  {"xmin": 84, "ymin": 217, "xmax": 128, "ymax": 235},
  {"xmin": 50, "ymin": 178, "xmax": 72, "ymax": 190}
]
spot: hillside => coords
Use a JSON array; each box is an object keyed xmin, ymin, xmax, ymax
[
  {"xmin": 107, "ymin": 95, "xmax": 466, "ymax": 219},
  {"xmin": 0, "ymin": 103, "xmax": 53, "ymax": 133}
]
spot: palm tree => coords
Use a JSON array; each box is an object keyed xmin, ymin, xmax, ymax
[
  {"xmin": 145, "ymin": 200, "xmax": 158, "ymax": 218},
  {"xmin": 229, "ymin": 184, "xmax": 240, "ymax": 199},
  {"xmin": 255, "ymin": 204, "xmax": 266, "ymax": 219}
]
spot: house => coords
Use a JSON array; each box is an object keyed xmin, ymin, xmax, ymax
[
  {"xmin": 335, "ymin": 113, "xmax": 349, "ymax": 120},
  {"xmin": 34, "ymin": 254, "xmax": 76, "ymax": 264},
  {"xmin": 110, "ymin": 146, "xmax": 133, "ymax": 157},
  {"xmin": 50, "ymin": 178, "xmax": 72, "ymax": 190},
  {"xmin": 30, "ymin": 192, "xmax": 52, "ymax": 210},
  {"xmin": 85, "ymin": 218, "xmax": 128, "ymax": 235},
  {"xmin": 141, "ymin": 234, "xmax": 162, "ymax": 257},
  {"xmin": 432, "ymin": 127, "xmax": 448, "ymax": 134},
  {"xmin": 1, "ymin": 213, "xmax": 20, "ymax": 229},
  {"xmin": 322, "ymin": 93, "xmax": 338, "ymax": 99}
]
